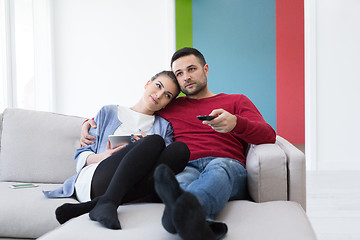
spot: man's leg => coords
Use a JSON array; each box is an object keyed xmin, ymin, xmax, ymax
[
  {"xmin": 176, "ymin": 164, "xmax": 201, "ymax": 189},
  {"xmin": 154, "ymin": 164, "xmax": 216, "ymax": 240},
  {"xmin": 185, "ymin": 158, "xmax": 247, "ymax": 217},
  {"xmin": 158, "ymin": 161, "xmax": 200, "ymax": 233}
]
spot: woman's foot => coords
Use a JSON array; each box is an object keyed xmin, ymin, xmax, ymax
[
  {"xmin": 89, "ymin": 199, "xmax": 121, "ymax": 229},
  {"xmin": 55, "ymin": 198, "xmax": 99, "ymax": 224}
]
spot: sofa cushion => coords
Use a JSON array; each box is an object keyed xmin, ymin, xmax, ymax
[
  {"xmin": 38, "ymin": 201, "xmax": 317, "ymax": 240},
  {"xmin": 0, "ymin": 182, "xmax": 79, "ymax": 239},
  {"xmin": 217, "ymin": 201, "xmax": 316, "ymax": 240},
  {"xmin": 247, "ymin": 142, "xmax": 288, "ymax": 202},
  {"xmin": 0, "ymin": 108, "xmax": 85, "ymax": 183}
]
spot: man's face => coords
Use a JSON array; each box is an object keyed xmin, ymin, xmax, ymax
[{"xmin": 172, "ymin": 55, "xmax": 209, "ymax": 96}]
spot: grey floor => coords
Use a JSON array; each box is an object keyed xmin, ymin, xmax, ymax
[{"xmin": 307, "ymin": 170, "xmax": 360, "ymax": 240}]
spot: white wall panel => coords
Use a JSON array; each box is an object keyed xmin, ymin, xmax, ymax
[
  {"xmin": 315, "ymin": 0, "xmax": 360, "ymax": 170},
  {"xmin": 52, "ymin": 0, "xmax": 175, "ymax": 118}
]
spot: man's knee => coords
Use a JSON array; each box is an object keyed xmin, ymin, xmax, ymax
[
  {"xmin": 205, "ymin": 158, "xmax": 246, "ymax": 186},
  {"xmin": 206, "ymin": 158, "xmax": 233, "ymax": 174},
  {"xmin": 176, "ymin": 166, "xmax": 199, "ymax": 189}
]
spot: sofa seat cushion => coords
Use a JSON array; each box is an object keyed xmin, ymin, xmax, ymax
[
  {"xmin": 0, "ymin": 182, "xmax": 78, "ymax": 239},
  {"xmin": 38, "ymin": 200, "xmax": 317, "ymax": 240}
]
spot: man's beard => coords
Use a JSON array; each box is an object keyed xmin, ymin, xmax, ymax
[{"xmin": 181, "ymin": 80, "xmax": 207, "ymax": 96}]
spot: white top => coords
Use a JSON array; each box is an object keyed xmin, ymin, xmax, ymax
[{"xmin": 74, "ymin": 106, "xmax": 155, "ymax": 202}]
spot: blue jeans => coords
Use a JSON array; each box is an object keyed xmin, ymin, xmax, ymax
[{"xmin": 175, "ymin": 157, "xmax": 248, "ymax": 218}]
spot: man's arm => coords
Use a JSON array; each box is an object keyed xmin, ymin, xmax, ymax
[
  {"xmin": 203, "ymin": 96, "xmax": 276, "ymax": 145},
  {"xmin": 231, "ymin": 113, "xmax": 276, "ymax": 145},
  {"xmin": 80, "ymin": 119, "xmax": 97, "ymax": 147}
]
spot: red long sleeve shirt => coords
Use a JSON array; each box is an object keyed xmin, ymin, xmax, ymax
[{"xmin": 158, "ymin": 93, "xmax": 276, "ymax": 167}]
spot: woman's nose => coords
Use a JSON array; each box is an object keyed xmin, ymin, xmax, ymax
[{"xmin": 156, "ymin": 90, "xmax": 165, "ymax": 99}]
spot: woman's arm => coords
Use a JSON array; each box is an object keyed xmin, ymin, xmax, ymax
[{"xmin": 85, "ymin": 139, "xmax": 127, "ymax": 166}]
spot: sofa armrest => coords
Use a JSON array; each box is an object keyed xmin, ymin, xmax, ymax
[
  {"xmin": 275, "ymin": 136, "xmax": 306, "ymax": 210},
  {"xmin": 246, "ymin": 141, "xmax": 287, "ymax": 203},
  {"xmin": 0, "ymin": 112, "xmax": 3, "ymax": 151}
]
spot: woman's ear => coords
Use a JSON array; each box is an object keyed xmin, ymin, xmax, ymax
[{"xmin": 144, "ymin": 80, "xmax": 151, "ymax": 89}]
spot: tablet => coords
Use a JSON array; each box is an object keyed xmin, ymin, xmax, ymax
[{"xmin": 108, "ymin": 135, "xmax": 132, "ymax": 148}]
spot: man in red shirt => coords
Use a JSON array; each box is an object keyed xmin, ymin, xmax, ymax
[
  {"xmin": 81, "ymin": 48, "xmax": 276, "ymax": 240},
  {"xmin": 152, "ymin": 48, "xmax": 276, "ymax": 240}
]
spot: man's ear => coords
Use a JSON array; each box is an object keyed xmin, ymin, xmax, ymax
[{"xmin": 203, "ymin": 64, "xmax": 209, "ymax": 77}]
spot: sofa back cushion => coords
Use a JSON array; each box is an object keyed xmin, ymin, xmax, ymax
[{"xmin": 0, "ymin": 108, "xmax": 86, "ymax": 183}]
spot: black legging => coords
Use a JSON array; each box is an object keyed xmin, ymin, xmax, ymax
[{"xmin": 90, "ymin": 134, "xmax": 189, "ymax": 205}]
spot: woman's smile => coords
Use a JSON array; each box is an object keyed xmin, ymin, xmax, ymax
[{"xmin": 150, "ymin": 95, "xmax": 158, "ymax": 104}]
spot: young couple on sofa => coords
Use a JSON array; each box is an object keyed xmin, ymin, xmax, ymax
[{"xmin": 44, "ymin": 47, "xmax": 276, "ymax": 240}]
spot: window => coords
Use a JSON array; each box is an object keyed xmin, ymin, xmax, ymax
[{"xmin": 0, "ymin": 0, "xmax": 53, "ymax": 112}]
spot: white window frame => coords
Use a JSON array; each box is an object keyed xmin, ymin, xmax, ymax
[
  {"xmin": 0, "ymin": 0, "xmax": 16, "ymax": 109},
  {"xmin": 305, "ymin": 0, "xmax": 317, "ymax": 170},
  {"xmin": 0, "ymin": 0, "xmax": 54, "ymax": 112}
]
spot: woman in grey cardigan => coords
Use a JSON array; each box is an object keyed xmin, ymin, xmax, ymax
[{"xmin": 47, "ymin": 71, "xmax": 189, "ymax": 230}]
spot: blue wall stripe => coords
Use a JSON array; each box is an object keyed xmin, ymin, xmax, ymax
[{"xmin": 192, "ymin": 0, "xmax": 276, "ymax": 129}]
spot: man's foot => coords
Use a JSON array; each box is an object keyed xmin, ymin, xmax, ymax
[
  {"xmin": 55, "ymin": 198, "xmax": 99, "ymax": 224},
  {"xmin": 154, "ymin": 164, "xmax": 183, "ymax": 234},
  {"xmin": 173, "ymin": 192, "xmax": 216, "ymax": 240},
  {"xmin": 89, "ymin": 199, "xmax": 121, "ymax": 229},
  {"xmin": 207, "ymin": 220, "xmax": 228, "ymax": 240}
]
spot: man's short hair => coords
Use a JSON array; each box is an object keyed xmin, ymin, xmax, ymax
[{"xmin": 171, "ymin": 47, "xmax": 206, "ymax": 69}]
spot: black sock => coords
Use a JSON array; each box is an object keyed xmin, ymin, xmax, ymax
[
  {"xmin": 173, "ymin": 192, "xmax": 216, "ymax": 240},
  {"xmin": 89, "ymin": 198, "xmax": 121, "ymax": 229},
  {"xmin": 55, "ymin": 197, "xmax": 99, "ymax": 224},
  {"xmin": 154, "ymin": 164, "xmax": 183, "ymax": 234},
  {"xmin": 207, "ymin": 220, "xmax": 228, "ymax": 240}
]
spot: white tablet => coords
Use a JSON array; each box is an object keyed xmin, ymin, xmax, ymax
[{"xmin": 108, "ymin": 135, "xmax": 132, "ymax": 148}]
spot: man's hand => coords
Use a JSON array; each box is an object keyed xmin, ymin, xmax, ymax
[
  {"xmin": 80, "ymin": 119, "xmax": 97, "ymax": 147},
  {"xmin": 202, "ymin": 109, "xmax": 237, "ymax": 133}
]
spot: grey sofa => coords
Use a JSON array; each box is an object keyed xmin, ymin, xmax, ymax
[{"xmin": 0, "ymin": 108, "xmax": 316, "ymax": 240}]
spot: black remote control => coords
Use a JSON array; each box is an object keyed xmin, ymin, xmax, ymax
[{"xmin": 197, "ymin": 115, "xmax": 216, "ymax": 121}]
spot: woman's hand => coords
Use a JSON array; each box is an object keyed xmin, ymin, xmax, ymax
[
  {"xmin": 102, "ymin": 139, "xmax": 127, "ymax": 159},
  {"xmin": 80, "ymin": 119, "xmax": 97, "ymax": 147},
  {"xmin": 85, "ymin": 139, "xmax": 127, "ymax": 166},
  {"xmin": 130, "ymin": 129, "xmax": 148, "ymax": 143}
]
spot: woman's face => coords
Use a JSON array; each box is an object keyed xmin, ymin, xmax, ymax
[{"xmin": 143, "ymin": 75, "xmax": 179, "ymax": 112}]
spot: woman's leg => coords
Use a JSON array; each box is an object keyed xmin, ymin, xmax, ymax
[
  {"xmin": 121, "ymin": 141, "xmax": 190, "ymax": 203},
  {"xmin": 89, "ymin": 135, "xmax": 166, "ymax": 229},
  {"xmin": 55, "ymin": 137, "xmax": 146, "ymax": 224},
  {"xmin": 56, "ymin": 138, "xmax": 190, "ymax": 227}
]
